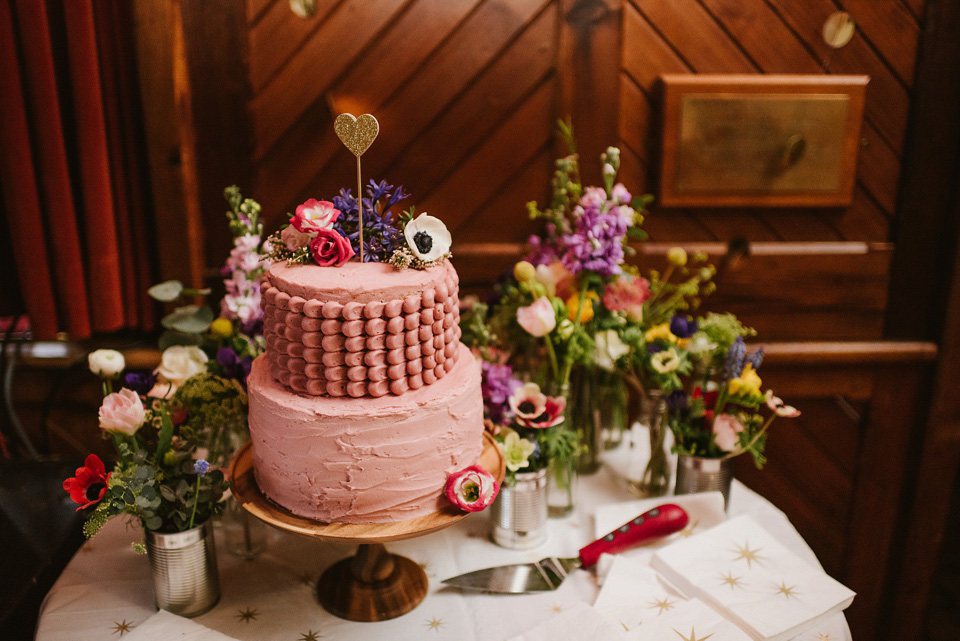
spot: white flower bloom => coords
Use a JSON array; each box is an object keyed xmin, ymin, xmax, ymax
[
  {"xmin": 155, "ymin": 345, "xmax": 208, "ymax": 386},
  {"xmin": 687, "ymin": 332, "xmax": 718, "ymax": 355},
  {"xmin": 404, "ymin": 213, "xmax": 451, "ymax": 262},
  {"xmin": 593, "ymin": 329, "xmax": 629, "ymax": 371},
  {"xmin": 650, "ymin": 347, "xmax": 681, "ymax": 373},
  {"xmin": 88, "ymin": 349, "xmax": 125, "ymax": 378}
]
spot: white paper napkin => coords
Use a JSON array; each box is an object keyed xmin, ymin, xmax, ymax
[
  {"xmin": 651, "ymin": 515, "xmax": 856, "ymax": 641},
  {"xmin": 594, "ymin": 555, "xmax": 754, "ymax": 640},
  {"xmin": 121, "ymin": 610, "xmax": 241, "ymax": 641},
  {"xmin": 506, "ymin": 602, "xmax": 629, "ymax": 641}
]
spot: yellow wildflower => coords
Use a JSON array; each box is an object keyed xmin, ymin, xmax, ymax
[
  {"xmin": 210, "ymin": 317, "xmax": 234, "ymax": 338},
  {"xmin": 644, "ymin": 323, "xmax": 678, "ymax": 344},
  {"xmin": 729, "ymin": 364, "xmax": 763, "ymax": 397},
  {"xmin": 567, "ymin": 291, "xmax": 598, "ymax": 323}
]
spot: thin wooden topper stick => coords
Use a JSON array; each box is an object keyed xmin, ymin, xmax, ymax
[{"xmin": 356, "ymin": 155, "xmax": 363, "ymax": 262}]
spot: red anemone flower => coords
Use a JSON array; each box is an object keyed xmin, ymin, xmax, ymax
[{"xmin": 63, "ymin": 454, "xmax": 111, "ymax": 511}]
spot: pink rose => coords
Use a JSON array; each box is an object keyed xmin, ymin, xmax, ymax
[
  {"xmin": 516, "ymin": 296, "xmax": 556, "ymax": 337},
  {"xmin": 292, "ymin": 199, "xmax": 339, "ymax": 232},
  {"xmin": 712, "ymin": 413, "xmax": 745, "ymax": 452},
  {"xmin": 445, "ymin": 465, "xmax": 499, "ymax": 512},
  {"xmin": 309, "ymin": 228, "xmax": 355, "ymax": 267},
  {"xmin": 99, "ymin": 388, "xmax": 146, "ymax": 435},
  {"xmin": 281, "ymin": 224, "xmax": 314, "ymax": 251}
]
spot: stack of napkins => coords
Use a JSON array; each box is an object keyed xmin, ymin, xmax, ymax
[
  {"xmin": 594, "ymin": 555, "xmax": 754, "ymax": 640},
  {"xmin": 651, "ymin": 515, "xmax": 855, "ymax": 641},
  {"xmin": 507, "ymin": 602, "xmax": 629, "ymax": 641},
  {"xmin": 121, "ymin": 610, "xmax": 240, "ymax": 641}
]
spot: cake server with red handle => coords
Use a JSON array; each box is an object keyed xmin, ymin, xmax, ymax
[{"xmin": 441, "ymin": 503, "xmax": 688, "ymax": 594}]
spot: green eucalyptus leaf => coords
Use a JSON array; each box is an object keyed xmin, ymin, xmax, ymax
[
  {"xmin": 162, "ymin": 305, "xmax": 214, "ymax": 334},
  {"xmin": 144, "ymin": 515, "xmax": 162, "ymax": 530},
  {"xmin": 148, "ymin": 280, "xmax": 184, "ymax": 302}
]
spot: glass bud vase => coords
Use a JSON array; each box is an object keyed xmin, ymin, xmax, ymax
[
  {"xmin": 221, "ymin": 495, "xmax": 268, "ymax": 560},
  {"xmin": 626, "ymin": 390, "xmax": 670, "ymax": 497},
  {"xmin": 569, "ymin": 367, "xmax": 603, "ymax": 474},
  {"xmin": 547, "ymin": 455, "xmax": 577, "ymax": 518}
]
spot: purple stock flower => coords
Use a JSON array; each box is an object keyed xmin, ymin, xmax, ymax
[
  {"xmin": 746, "ymin": 347, "xmax": 764, "ymax": 371},
  {"xmin": 669, "ymin": 315, "xmax": 698, "ymax": 339},
  {"xmin": 723, "ymin": 336, "xmax": 746, "ymax": 379},
  {"xmin": 560, "ymin": 191, "xmax": 629, "ymax": 277},
  {"xmin": 217, "ymin": 347, "xmax": 253, "ymax": 387},
  {"xmin": 124, "ymin": 370, "xmax": 157, "ymax": 396},
  {"xmin": 481, "ymin": 362, "xmax": 522, "ymax": 424},
  {"xmin": 647, "ymin": 343, "xmax": 664, "ymax": 354}
]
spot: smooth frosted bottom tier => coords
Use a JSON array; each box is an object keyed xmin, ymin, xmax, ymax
[{"xmin": 247, "ymin": 345, "xmax": 484, "ymax": 524}]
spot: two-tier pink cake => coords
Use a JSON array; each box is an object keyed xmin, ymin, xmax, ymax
[{"xmin": 246, "ymin": 259, "xmax": 485, "ymax": 523}]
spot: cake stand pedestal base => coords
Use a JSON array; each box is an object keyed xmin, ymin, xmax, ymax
[{"xmin": 316, "ymin": 543, "xmax": 427, "ymax": 621}]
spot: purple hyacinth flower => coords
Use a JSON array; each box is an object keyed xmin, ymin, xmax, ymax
[
  {"xmin": 746, "ymin": 347, "xmax": 764, "ymax": 371},
  {"xmin": 193, "ymin": 459, "xmax": 210, "ymax": 478},
  {"xmin": 723, "ymin": 336, "xmax": 746, "ymax": 379}
]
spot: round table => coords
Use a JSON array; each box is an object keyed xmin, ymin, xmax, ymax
[{"xmin": 35, "ymin": 470, "xmax": 852, "ymax": 641}]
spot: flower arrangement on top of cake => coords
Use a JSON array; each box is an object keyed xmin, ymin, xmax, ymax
[{"xmin": 263, "ymin": 179, "xmax": 452, "ymax": 270}]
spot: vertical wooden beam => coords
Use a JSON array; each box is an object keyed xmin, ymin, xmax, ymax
[
  {"xmin": 131, "ymin": 0, "xmax": 192, "ymax": 287},
  {"xmin": 176, "ymin": 0, "xmax": 254, "ymax": 274},
  {"xmin": 557, "ymin": 0, "xmax": 622, "ymax": 185}
]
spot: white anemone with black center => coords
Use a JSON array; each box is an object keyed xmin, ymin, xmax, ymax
[{"xmin": 404, "ymin": 213, "xmax": 452, "ymax": 262}]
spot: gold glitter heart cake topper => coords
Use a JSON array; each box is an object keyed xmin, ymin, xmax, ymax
[
  {"xmin": 334, "ymin": 113, "xmax": 379, "ymax": 157},
  {"xmin": 334, "ymin": 113, "xmax": 379, "ymax": 261}
]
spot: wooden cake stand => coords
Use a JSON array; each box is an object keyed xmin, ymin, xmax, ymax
[{"xmin": 229, "ymin": 432, "xmax": 505, "ymax": 622}]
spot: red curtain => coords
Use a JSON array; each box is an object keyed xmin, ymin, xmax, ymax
[{"xmin": 0, "ymin": 0, "xmax": 154, "ymax": 339}]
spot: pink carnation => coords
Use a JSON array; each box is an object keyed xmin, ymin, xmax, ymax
[
  {"xmin": 445, "ymin": 465, "xmax": 499, "ymax": 512},
  {"xmin": 309, "ymin": 228, "xmax": 355, "ymax": 267},
  {"xmin": 603, "ymin": 275, "xmax": 650, "ymax": 322}
]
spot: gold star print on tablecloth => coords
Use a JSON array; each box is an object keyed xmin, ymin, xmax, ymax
[
  {"xmin": 425, "ymin": 616, "xmax": 446, "ymax": 631},
  {"xmin": 731, "ymin": 540, "xmax": 764, "ymax": 569},
  {"xmin": 236, "ymin": 607, "xmax": 260, "ymax": 623},
  {"xmin": 111, "ymin": 620, "xmax": 133, "ymax": 636},
  {"xmin": 649, "ymin": 596, "xmax": 677, "ymax": 615},
  {"xmin": 814, "ymin": 633, "xmax": 834, "ymax": 641},
  {"xmin": 774, "ymin": 580, "xmax": 798, "ymax": 599},
  {"xmin": 549, "ymin": 603, "xmax": 566, "ymax": 614},
  {"xmin": 673, "ymin": 626, "xmax": 714, "ymax": 641},
  {"xmin": 718, "ymin": 570, "xmax": 744, "ymax": 590},
  {"xmin": 298, "ymin": 630, "xmax": 323, "ymax": 641}
]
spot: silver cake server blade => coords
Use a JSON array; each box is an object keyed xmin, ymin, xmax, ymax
[
  {"xmin": 441, "ymin": 557, "xmax": 581, "ymax": 593},
  {"xmin": 442, "ymin": 504, "xmax": 688, "ymax": 594}
]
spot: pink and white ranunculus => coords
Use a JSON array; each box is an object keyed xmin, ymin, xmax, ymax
[
  {"xmin": 445, "ymin": 465, "xmax": 499, "ymax": 512},
  {"xmin": 765, "ymin": 390, "xmax": 801, "ymax": 418},
  {"xmin": 509, "ymin": 382, "xmax": 566, "ymax": 429},
  {"xmin": 516, "ymin": 296, "xmax": 556, "ymax": 337},
  {"xmin": 712, "ymin": 413, "xmax": 746, "ymax": 452},
  {"xmin": 99, "ymin": 388, "xmax": 146, "ymax": 436},
  {"xmin": 292, "ymin": 199, "xmax": 340, "ymax": 233},
  {"xmin": 281, "ymin": 224, "xmax": 314, "ymax": 251},
  {"xmin": 309, "ymin": 228, "xmax": 355, "ymax": 267},
  {"xmin": 155, "ymin": 345, "xmax": 208, "ymax": 386}
]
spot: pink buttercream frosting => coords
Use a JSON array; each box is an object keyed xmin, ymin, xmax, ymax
[
  {"xmin": 260, "ymin": 260, "xmax": 461, "ymax": 398},
  {"xmin": 247, "ymin": 345, "xmax": 484, "ymax": 523}
]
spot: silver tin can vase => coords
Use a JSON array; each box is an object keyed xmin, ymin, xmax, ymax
[
  {"xmin": 490, "ymin": 468, "xmax": 548, "ymax": 549},
  {"xmin": 674, "ymin": 455, "xmax": 734, "ymax": 509},
  {"xmin": 145, "ymin": 520, "xmax": 220, "ymax": 617}
]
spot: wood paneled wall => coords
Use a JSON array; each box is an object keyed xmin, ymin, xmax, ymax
[{"xmin": 146, "ymin": 1, "xmax": 952, "ymax": 638}]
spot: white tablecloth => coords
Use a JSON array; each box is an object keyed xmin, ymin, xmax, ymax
[{"xmin": 35, "ymin": 469, "xmax": 851, "ymax": 641}]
